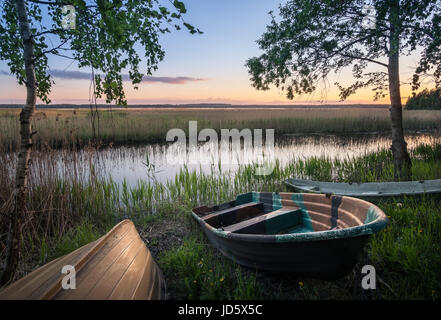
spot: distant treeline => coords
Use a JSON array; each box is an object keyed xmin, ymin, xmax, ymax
[
  {"xmin": 406, "ymin": 88, "xmax": 441, "ymax": 110},
  {"xmin": 0, "ymin": 103, "xmax": 390, "ymax": 109},
  {"xmin": 0, "ymin": 103, "xmax": 232, "ymax": 109}
]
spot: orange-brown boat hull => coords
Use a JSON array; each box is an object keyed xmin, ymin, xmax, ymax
[{"xmin": 0, "ymin": 220, "xmax": 164, "ymax": 300}]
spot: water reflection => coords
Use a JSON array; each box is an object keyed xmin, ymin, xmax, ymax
[{"xmin": 80, "ymin": 133, "xmax": 440, "ymax": 187}]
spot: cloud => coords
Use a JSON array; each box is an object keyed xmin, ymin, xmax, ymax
[
  {"xmin": 49, "ymin": 69, "xmax": 91, "ymax": 80},
  {"xmin": 139, "ymin": 76, "xmax": 206, "ymax": 84},
  {"xmin": 0, "ymin": 69, "xmax": 205, "ymax": 84}
]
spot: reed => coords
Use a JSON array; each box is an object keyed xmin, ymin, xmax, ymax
[{"xmin": 1, "ymin": 107, "xmax": 440, "ymax": 151}]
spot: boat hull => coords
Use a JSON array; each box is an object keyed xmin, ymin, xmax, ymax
[
  {"xmin": 199, "ymin": 218, "xmax": 370, "ymax": 279},
  {"xmin": 285, "ymin": 178, "xmax": 441, "ymax": 197},
  {"xmin": 193, "ymin": 192, "xmax": 387, "ymax": 279},
  {"xmin": 0, "ymin": 220, "xmax": 165, "ymax": 300}
]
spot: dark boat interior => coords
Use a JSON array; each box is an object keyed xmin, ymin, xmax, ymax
[{"xmin": 193, "ymin": 202, "xmax": 313, "ymax": 235}]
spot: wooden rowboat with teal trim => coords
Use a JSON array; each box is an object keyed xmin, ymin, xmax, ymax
[
  {"xmin": 285, "ymin": 178, "xmax": 441, "ymax": 197},
  {"xmin": 192, "ymin": 192, "xmax": 388, "ymax": 279}
]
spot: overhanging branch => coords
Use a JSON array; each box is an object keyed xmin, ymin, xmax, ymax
[{"xmin": 339, "ymin": 53, "xmax": 388, "ymax": 68}]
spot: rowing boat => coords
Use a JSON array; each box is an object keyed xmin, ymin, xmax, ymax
[
  {"xmin": 285, "ymin": 178, "xmax": 441, "ymax": 197},
  {"xmin": 0, "ymin": 220, "xmax": 165, "ymax": 300},
  {"xmin": 192, "ymin": 192, "xmax": 388, "ymax": 279}
]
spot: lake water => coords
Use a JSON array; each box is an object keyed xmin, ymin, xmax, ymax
[{"xmin": 54, "ymin": 132, "xmax": 440, "ymax": 187}]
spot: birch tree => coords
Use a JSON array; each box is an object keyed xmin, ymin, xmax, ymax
[{"xmin": 0, "ymin": 0, "xmax": 200, "ymax": 285}]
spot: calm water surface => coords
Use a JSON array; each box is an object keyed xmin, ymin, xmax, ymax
[{"xmin": 68, "ymin": 133, "xmax": 440, "ymax": 187}]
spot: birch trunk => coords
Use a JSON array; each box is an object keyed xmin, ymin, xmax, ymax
[
  {"xmin": 388, "ymin": 0, "xmax": 412, "ymax": 180},
  {"xmin": 1, "ymin": 0, "xmax": 37, "ymax": 285}
]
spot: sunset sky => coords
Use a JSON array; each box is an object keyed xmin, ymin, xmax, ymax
[{"xmin": 0, "ymin": 0, "xmax": 424, "ymax": 105}]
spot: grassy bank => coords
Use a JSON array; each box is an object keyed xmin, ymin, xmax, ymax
[
  {"xmin": 1, "ymin": 107, "xmax": 440, "ymax": 151},
  {"xmin": 1, "ymin": 142, "xmax": 440, "ymax": 299}
]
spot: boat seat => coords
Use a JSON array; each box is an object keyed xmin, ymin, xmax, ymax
[
  {"xmin": 223, "ymin": 207, "xmax": 304, "ymax": 234},
  {"xmin": 202, "ymin": 202, "xmax": 264, "ymax": 228}
]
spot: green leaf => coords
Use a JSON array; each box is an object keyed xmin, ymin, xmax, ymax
[
  {"xmin": 1, "ymin": 0, "xmax": 201, "ymax": 106},
  {"xmin": 173, "ymin": 1, "xmax": 187, "ymax": 14}
]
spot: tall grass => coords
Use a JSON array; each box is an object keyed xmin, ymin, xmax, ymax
[{"xmin": 1, "ymin": 108, "xmax": 440, "ymax": 151}]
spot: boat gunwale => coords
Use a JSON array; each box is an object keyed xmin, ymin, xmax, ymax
[{"xmin": 192, "ymin": 192, "xmax": 388, "ymax": 243}]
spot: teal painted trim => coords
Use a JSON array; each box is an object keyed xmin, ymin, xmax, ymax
[
  {"xmin": 206, "ymin": 217, "xmax": 388, "ymax": 243},
  {"xmin": 235, "ymin": 192, "xmax": 259, "ymax": 205},
  {"xmin": 274, "ymin": 217, "xmax": 388, "ymax": 243},
  {"xmin": 364, "ymin": 206, "xmax": 379, "ymax": 224},
  {"xmin": 235, "ymin": 192, "xmax": 251, "ymax": 205},
  {"xmin": 290, "ymin": 193, "xmax": 314, "ymax": 233},
  {"xmin": 192, "ymin": 192, "xmax": 389, "ymax": 244},
  {"xmin": 264, "ymin": 209, "xmax": 303, "ymax": 235},
  {"xmin": 300, "ymin": 210, "xmax": 314, "ymax": 233},
  {"xmin": 272, "ymin": 192, "xmax": 282, "ymax": 210},
  {"xmin": 212, "ymin": 227, "xmax": 230, "ymax": 238},
  {"xmin": 291, "ymin": 193, "xmax": 305, "ymax": 210}
]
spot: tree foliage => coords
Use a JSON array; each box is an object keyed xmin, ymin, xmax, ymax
[
  {"xmin": 0, "ymin": 0, "xmax": 201, "ymax": 105},
  {"xmin": 405, "ymin": 88, "xmax": 441, "ymax": 109},
  {"xmin": 246, "ymin": 0, "xmax": 441, "ymax": 101}
]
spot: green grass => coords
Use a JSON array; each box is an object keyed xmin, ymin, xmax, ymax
[
  {"xmin": 369, "ymin": 196, "xmax": 441, "ymax": 299},
  {"xmin": 2, "ymin": 142, "xmax": 441, "ymax": 299},
  {"xmin": 159, "ymin": 235, "xmax": 264, "ymax": 300},
  {"xmin": 47, "ymin": 219, "xmax": 104, "ymax": 263}
]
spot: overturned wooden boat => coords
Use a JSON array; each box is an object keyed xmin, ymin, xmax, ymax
[
  {"xmin": 0, "ymin": 220, "xmax": 164, "ymax": 300},
  {"xmin": 192, "ymin": 192, "xmax": 388, "ymax": 279},
  {"xmin": 285, "ymin": 178, "xmax": 441, "ymax": 197}
]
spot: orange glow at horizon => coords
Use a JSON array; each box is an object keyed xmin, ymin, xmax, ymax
[
  {"xmin": 27, "ymin": 80, "xmax": 414, "ymax": 105},
  {"xmin": 0, "ymin": 65, "xmax": 419, "ymax": 105}
]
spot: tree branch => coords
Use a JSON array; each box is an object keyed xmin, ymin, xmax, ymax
[
  {"xmin": 28, "ymin": 0, "xmax": 71, "ymax": 5},
  {"xmin": 32, "ymin": 35, "xmax": 72, "ymax": 62},
  {"xmin": 32, "ymin": 28, "xmax": 66, "ymax": 38},
  {"xmin": 27, "ymin": 0, "xmax": 97, "ymax": 8},
  {"xmin": 339, "ymin": 53, "xmax": 388, "ymax": 68}
]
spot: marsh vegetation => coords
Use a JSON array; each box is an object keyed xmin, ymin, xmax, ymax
[
  {"xmin": 0, "ymin": 108, "xmax": 440, "ymax": 299},
  {"xmin": 1, "ymin": 107, "xmax": 440, "ymax": 152}
]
